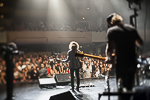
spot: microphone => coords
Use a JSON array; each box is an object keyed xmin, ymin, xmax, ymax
[{"xmin": 1, "ymin": 42, "xmax": 24, "ymax": 59}]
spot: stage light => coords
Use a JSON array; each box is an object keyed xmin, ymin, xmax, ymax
[
  {"xmin": 82, "ymin": 17, "xmax": 85, "ymax": 20},
  {"xmin": 80, "ymin": 46, "xmax": 82, "ymax": 48},
  {"xmin": 0, "ymin": 3, "xmax": 3, "ymax": 7}
]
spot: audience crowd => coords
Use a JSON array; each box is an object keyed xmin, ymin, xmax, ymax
[{"xmin": 0, "ymin": 53, "xmax": 114, "ymax": 84}]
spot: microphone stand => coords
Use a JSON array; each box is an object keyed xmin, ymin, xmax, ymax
[
  {"xmin": 2, "ymin": 43, "xmax": 23, "ymax": 100},
  {"xmin": 2, "ymin": 47, "xmax": 15, "ymax": 100},
  {"xmin": 128, "ymin": 0, "xmax": 142, "ymax": 86}
]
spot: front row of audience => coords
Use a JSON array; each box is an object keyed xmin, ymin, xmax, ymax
[{"xmin": 0, "ymin": 54, "xmax": 114, "ymax": 84}]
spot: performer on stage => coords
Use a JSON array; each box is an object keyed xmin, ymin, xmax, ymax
[
  {"xmin": 63, "ymin": 41, "xmax": 81, "ymax": 92},
  {"xmin": 105, "ymin": 13, "xmax": 143, "ymax": 100}
]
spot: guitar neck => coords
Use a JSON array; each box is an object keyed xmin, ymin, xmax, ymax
[{"xmin": 81, "ymin": 53, "xmax": 106, "ymax": 61}]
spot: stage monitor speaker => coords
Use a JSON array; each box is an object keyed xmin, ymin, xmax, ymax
[
  {"xmin": 49, "ymin": 91, "xmax": 76, "ymax": 100},
  {"xmin": 55, "ymin": 73, "xmax": 71, "ymax": 85},
  {"xmin": 38, "ymin": 78, "xmax": 56, "ymax": 88}
]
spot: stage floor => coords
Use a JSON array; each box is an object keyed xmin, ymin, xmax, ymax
[{"xmin": 0, "ymin": 78, "xmax": 150, "ymax": 100}]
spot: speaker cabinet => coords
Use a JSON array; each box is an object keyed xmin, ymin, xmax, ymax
[
  {"xmin": 38, "ymin": 78, "xmax": 56, "ymax": 88},
  {"xmin": 55, "ymin": 73, "xmax": 71, "ymax": 85},
  {"xmin": 49, "ymin": 91, "xmax": 75, "ymax": 100}
]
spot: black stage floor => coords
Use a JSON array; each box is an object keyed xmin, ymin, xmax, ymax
[{"xmin": 0, "ymin": 78, "xmax": 150, "ymax": 100}]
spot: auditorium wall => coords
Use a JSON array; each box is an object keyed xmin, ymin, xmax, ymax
[{"xmin": 7, "ymin": 31, "xmax": 93, "ymax": 44}]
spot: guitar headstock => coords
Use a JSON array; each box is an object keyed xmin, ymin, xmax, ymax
[{"xmin": 75, "ymin": 51, "xmax": 84, "ymax": 57}]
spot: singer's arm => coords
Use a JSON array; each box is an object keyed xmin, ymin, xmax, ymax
[
  {"xmin": 62, "ymin": 50, "xmax": 70, "ymax": 62},
  {"xmin": 106, "ymin": 41, "xmax": 115, "ymax": 57}
]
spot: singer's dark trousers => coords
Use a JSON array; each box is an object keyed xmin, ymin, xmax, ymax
[
  {"xmin": 116, "ymin": 63, "xmax": 137, "ymax": 100},
  {"xmin": 70, "ymin": 69, "xmax": 80, "ymax": 90}
]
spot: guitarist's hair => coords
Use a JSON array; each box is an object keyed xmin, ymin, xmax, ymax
[
  {"xmin": 111, "ymin": 13, "xmax": 123, "ymax": 25},
  {"xmin": 69, "ymin": 41, "xmax": 79, "ymax": 50}
]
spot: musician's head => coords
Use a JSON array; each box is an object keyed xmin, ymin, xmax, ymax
[
  {"xmin": 72, "ymin": 43, "xmax": 77, "ymax": 50},
  {"xmin": 107, "ymin": 13, "xmax": 123, "ymax": 28},
  {"xmin": 69, "ymin": 41, "xmax": 79, "ymax": 51},
  {"xmin": 107, "ymin": 13, "xmax": 115, "ymax": 28}
]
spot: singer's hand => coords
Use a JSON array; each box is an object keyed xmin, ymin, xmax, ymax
[
  {"xmin": 105, "ymin": 53, "xmax": 115, "ymax": 64},
  {"xmin": 105, "ymin": 57, "xmax": 112, "ymax": 64}
]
